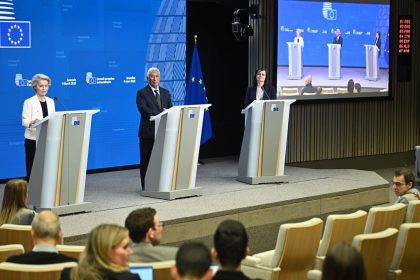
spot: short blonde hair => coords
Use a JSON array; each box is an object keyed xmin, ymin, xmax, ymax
[{"xmin": 31, "ymin": 74, "xmax": 51, "ymax": 91}]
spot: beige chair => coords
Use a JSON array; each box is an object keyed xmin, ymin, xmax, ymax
[
  {"xmin": 388, "ymin": 223, "xmax": 420, "ymax": 280},
  {"xmin": 281, "ymin": 87, "xmax": 300, "ymax": 96},
  {"xmin": 56, "ymin": 245, "xmax": 85, "ymax": 260},
  {"xmin": 130, "ymin": 260, "xmax": 175, "ymax": 280},
  {"xmin": 320, "ymin": 87, "xmax": 334, "ymax": 94},
  {"xmin": 0, "ymin": 244, "xmax": 24, "ymax": 262},
  {"xmin": 336, "ymin": 87, "xmax": 348, "ymax": 93},
  {"xmin": 0, "ymin": 261, "xmax": 77, "ymax": 280},
  {"xmin": 314, "ymin": 210, "xmax": 367, "ymax": 269},
  {"xmin": 307, "ymin": 269, "xmax": 322, "ymax": 280},
  {"xmin": 352, "ymin": 228, "xmax": 399, "ymax": 280},
  {"xmin": 405, "ymin": 200, "xmax": 420, "ymax": 222},
  {"xmin": 364, "ymin": 203, "xmax": 406, "ymax": 233},
  {"xmin": 0, "ymin": 224, "xmax": 33, "ymax": 252},
  {"xmin": 241, "ymin": 218, "xmax": 323, "ymax": 280}
]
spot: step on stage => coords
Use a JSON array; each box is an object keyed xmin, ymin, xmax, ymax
[{"xmin": 61, "ymin": 157, "xmax": 389, "ymax": 249}]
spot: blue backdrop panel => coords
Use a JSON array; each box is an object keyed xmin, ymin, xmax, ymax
[
  {"xmin": 278, "ymin": 0, "xmax": 389, "ymax": 68},
  {"xmin": 0, "ymin": 0, "xmax": 186, "ymax": 179}
]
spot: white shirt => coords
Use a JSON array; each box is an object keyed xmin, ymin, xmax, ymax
[{"xmin": 294, "ymin": 36, "xmax": 304, "ymax": 48}]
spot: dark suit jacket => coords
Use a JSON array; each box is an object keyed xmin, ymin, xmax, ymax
[
  {"xmin": 375, "ymin": 37, "xmax": 381, "ymax": 57},
  {"xmin": 301, "ymin": 83, "xmax": 318, "ymax": 94},
  {"xmin": 136, "ymin": 85, "xmax": 172, "ymax": 139},
  {"xmin": 213, "ymin": 270, "xmax": 259, "ymax": 280},
  {"xmin": 244, "ymin": 84, "xmax": 276, "ymax": 108},
  {"xmin": 333, "ymin": 36, "xmax": 343, "ymax": 46},
  {"xmin": 7, "ymin": 251, "xmax": 77, "ymax": 264},
  {"xmin": 61, "ymin": 267, "xmax": 140, "ymax": 280}
]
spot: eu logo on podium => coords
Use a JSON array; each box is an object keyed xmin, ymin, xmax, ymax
[{"xmin": 0, "ymin": 21, "xmax": 31, "ymax": 48}]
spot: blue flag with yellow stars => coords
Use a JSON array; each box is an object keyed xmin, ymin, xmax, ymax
[{"xmin": 185, "ymin": 45, "xmax": 213, "ymax": 145}]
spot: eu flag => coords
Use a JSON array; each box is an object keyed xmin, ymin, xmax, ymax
[
  {"xmin": 185, "ymin": 44, "xmax": 213, "ymax": 145},
  {"xmin": 0, "ymin": 21, "xmax": 31, "ymax": 48}
]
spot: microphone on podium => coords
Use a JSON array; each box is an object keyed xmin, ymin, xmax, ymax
[{"xmin": 53, "ymin": 96, "xmax": 69, "ymax": 111}]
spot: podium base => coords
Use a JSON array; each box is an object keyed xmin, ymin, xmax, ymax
[
  {"xmin": 35, "ymin": 202, "xmax": 93, "ymax": 216},
  {"xmin": 141, "ymin": 187, "xmax": 202, "ymax": 200},
  {"xmin": 365, "ymin": 76, "xmax": 379, "ymax": 81},
  {"xmin": 288, "ymin": 75, "xmax": 302, "ymax": 80},
  {"xmin": 328, "ymin": 76, "xmax": 341, "ymax": 80},
  {"xmin": 237, "ymin": 175, "xmax": 289, "ymax": 185}
]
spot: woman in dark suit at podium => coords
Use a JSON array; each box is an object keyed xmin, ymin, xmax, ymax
[
  {"xmin": 375, "ymin": 31, "xmax": 381, "ymax": 58},
  {"xmin": 243, "ymin": 68, "xmax": 277, "ymax": 108},
  {"xmin": 22, "ymin": 74, "xmax": 55, "ymax": 181}
]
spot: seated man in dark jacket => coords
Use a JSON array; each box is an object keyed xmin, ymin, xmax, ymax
[
  {"xmin": 7, "ymin": 210, "xmax": 77, "ymax": 264},
  {"xmin": 300, "ymin": 75, "xmax": 318, "ymax": 95},
  {"xmin": 212, "ymin": 220, "xmax": 259, "ymax": 280}
]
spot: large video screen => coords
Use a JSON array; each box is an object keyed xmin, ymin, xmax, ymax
[
  {"xmin": 277, "ymin": 0, "xmax": 390, "ymax": 100},
  {"xmin": 0, "ymin": 0, "xmax": 186, "ymax": 180}
]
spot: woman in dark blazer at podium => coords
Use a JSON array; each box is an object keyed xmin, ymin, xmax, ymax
[
  {"xmin": 375, "ymin": 31, "xmax": 381, "ymax": 58},
  {"xmin": 243, "ymin": 68, "xmax": 277, "ymax": 108},
  {"xmin": 22, "ymin": 74, "xmax": 55, "ymax": 181}
]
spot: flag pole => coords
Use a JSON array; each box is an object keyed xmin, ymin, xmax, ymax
[{"xmin": 194, "ymin": 34, "xmax": 205, "ymax": 166}]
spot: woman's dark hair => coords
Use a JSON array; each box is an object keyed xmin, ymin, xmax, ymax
[
  {"xmin": 253, "ymin": 67, "xmax": 267, "ymax": 86},
  {"xmin": 322, "ymin": 242, "xmax": 366, "ymax": 280},
  {"xmin": 347, "ymin": 79, "xmax": 355, "ymax": 93}
]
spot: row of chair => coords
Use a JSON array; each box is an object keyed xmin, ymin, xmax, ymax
[
  {"xmin": 308, "ymin": 222, "xmax": 420, "ymax": 280},
  {"xmin": 241, "ymin": 200, "xmax": 420, "ymax": 280},
  {"xmin": 0, "ymin": 201, "xmax": 419, "ymax": 279},
  {"xmin": 0, "ymin": 259, "xmax": 175, "ymax": 280},
  {"xmin": 280, "ymin": 87, "xmax": 349, "ymax": 96},
  {"xmin": 0, "ymin": 244, "xmax": 85, "ymax": 263}
]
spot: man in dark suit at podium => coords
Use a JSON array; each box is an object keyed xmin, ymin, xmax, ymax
[
  {"xmin": 136, "ymin": 67, "xmax": 173, "ymax": 191},
  {"xmin": 333, "ymin": 28, "xmax": 343, "ymax": 46}
]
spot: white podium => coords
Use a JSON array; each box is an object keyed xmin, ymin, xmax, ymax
[
  {"xmin": 365, "ymin": 44, "xmax": 379, "ymax": 81},
  {"xmin": 327, "ymin": 43, "xmax": 341, "ymax": 79},
  {"xmin": 287, "ymin": 42, "xmax": 303, "ymax": 79},
  {"xmin": 142, "ymin": 104, "xmax": 211, "ymax": 200},
  {"xmin": 29, "ymin": 110, "xmax": 99, "ymax": 215},
  {"xmin": 238, "ymin": 100, "xmax": 295, "ymax": 184}
]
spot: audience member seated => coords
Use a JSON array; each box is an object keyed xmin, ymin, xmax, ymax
[
  {"xmin": 0, "ymin": 179, "xmax": 36, "ymax": 226},
  {"xmin": 354, "ymin": 83, "xmax": 361, "ymax": 93},
  {"xmin": 392, "ymin": 168, "xmax": 420, "ymax": 204},
  {"xmin": 125, "ymin": 207, "xmax": 177, "ymax": 262},
  {"xmin": 171, "ymin": 241, "xmax": 213, "ymax": 280},
  {"xmin": 300, "ymin": 75, "xmax": 318, "ymax": 95},
  {"xmin": 212, "ymin": 220, "xmax": 256, "ymax": 280},
  {"xmin": 6, "ymin": 210, "xmax": 77, "ymax": 264},
  {"xmin": 322, "ymin": 242, "xmax": 366, "ymax": 280},
  {"xmin": 347, "ymin": 79, "xmax": 355, "ymax": 93},
  {"xmin": 61, "ymin": 224, "xmax": 139, "ymax": 280}
]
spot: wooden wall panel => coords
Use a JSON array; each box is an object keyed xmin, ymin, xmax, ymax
[{"xmin": 249, "ymin": 0, "xmax": 420, "ymax": 163}]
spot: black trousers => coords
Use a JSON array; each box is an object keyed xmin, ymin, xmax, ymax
[
  {"xmin": 139, "ymin": 138, "xmax": 154, "ymax": 191},
  {"xmin": 25, "ymin": 138, "xmax": 36, "ymax": 182}
]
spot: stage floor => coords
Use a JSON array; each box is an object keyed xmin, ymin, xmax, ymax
[
  {"xmin": 55, "ymin": 157, "xmax": 390, "ymax": 244},
  {"xmin": 277, "ymin": 66, "xmax": 388, "ymax": 89}
]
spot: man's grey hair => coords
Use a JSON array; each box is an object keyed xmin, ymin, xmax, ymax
[
  {"xmin": 32, "ymin": 211, "xmax": 61, "ymax": 239},
  {"xmin": 146, "ymin": 67, "xmax": 160, "ymax": 77}
]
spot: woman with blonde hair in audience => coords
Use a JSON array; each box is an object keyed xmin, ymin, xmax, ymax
[
  {"xmin": 61, "ymin": 224, "xmax": 140, "ymax": 280},
  {"xmin": 0, "ymin": 179, "xmax": 36, "ymax": 225}
]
